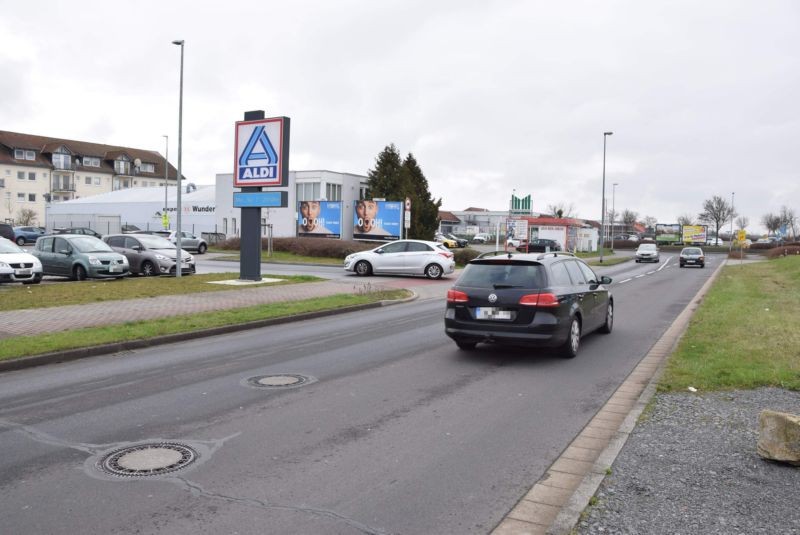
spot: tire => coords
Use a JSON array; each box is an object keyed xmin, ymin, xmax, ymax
[
  {"xmin": 354, "ymin": 260, "xmax": 372, "ymax": 276},
  {"xmin": 197, "ymin": 243, "xmax": 207, "ymax": 254},
  {"xmin": 73, "ymin": 265, "xmax": 87, "ymax": 281},
  {"xmin": 560, "ymin": 317, "xmax": 581, "ymax": 358},
  {"xmin": 140, "ymin": 261, "xmax": 156, "ymax": 276},
  {"xmin": 456, "ymin": 341, "xmax": 477, "ymax": 350},
  {"xmin": 599, "ymin": 300, "xmax": 613, "ymax": 334},
  {"xmin": 16, "ymin": 236, "xmax": 26, "ymax": 246},
  {"xmin": 425, "ymin": 263, "xmax": 443, "ymax": 279}
]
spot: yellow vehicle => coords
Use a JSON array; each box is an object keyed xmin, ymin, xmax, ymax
[{"xmin": 435, "ymin": 233, "xmax": 458, "ymax": 248}]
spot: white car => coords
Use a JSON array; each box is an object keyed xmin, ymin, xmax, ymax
[
  {"xmin": 472, "ymin": 233, "xmax": 491, "ymax": 244},
  {"xmin": 506, "ymin": 238, "xmax": 523, "ymax": 248},
  {"xmin": 705, "ymin": 237, "xmax": 725, "ymax": 246},
  {"xmin": 0, "ymin": 237, "xmax": 43, "ymax": 284},
  {"xmin": 344, "ymin": 239, "xmax": 455, "ymax": 279}
]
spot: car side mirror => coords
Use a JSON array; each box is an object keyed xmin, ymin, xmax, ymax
[
  {"xmin": 600, "ymin": 276, "xmax": 612, "ymax": 285},
  {"xmin": 376, "ymin": 249, "xmax": 385, "ymax": 254},
  {"xmin": 59, "ymin": 248, "xmax": 72, "ymax": 255},
  {"xmin": 132, "ymin": 245, "xmax": 142, "ymax": 251}
]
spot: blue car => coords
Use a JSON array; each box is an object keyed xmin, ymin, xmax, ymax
[{"xmin": 13, "ymin": 226, "xmax": 46, "ymax": 246}]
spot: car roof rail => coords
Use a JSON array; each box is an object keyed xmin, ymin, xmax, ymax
[{"xmin": 535, "ymin": 251, "xmax": 576, "ymax": 260}]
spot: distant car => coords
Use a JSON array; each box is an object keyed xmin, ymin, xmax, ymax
[
  {"xmin": 627, "ymin": 235, "xmax": 640, "ymax": 242},
  {"xmin": 444, "ymin": 252, "xmax": 614, "ymax": 357},
  {"xmin": 121, "ymin": 224, "xmax": 142, "ymax": 234},
  {"xmin": 517, "ymin": 238, "xmax": 562, "ymax": 253},
  {"xmin": 506, "ymin": 238, "xmax": 525, "ymax": 248},
  {"xmin": 52, "ymin": 227, "xmax": 103, "ymax": 239},
  {"xmin": 611, "ymin": 234, "xmax": 628, "ymax": 241},
  {"xmin": 32, "ymin": 234, "xmax": 130, "ymax": 280},
  {"xmin": 166, "ymin": 230, "xmax": 208, "ymax": 254},
  {"xmin": 104, "ymin": 234, "xmax": 195, "ymax": 276},
  {"xmin": 435, "ymin": 234, "xmax": 458, "ymax": 249},
  {"xmin": 445, "ymin": 233, "xmax": 468, "ymax": 248},
  {"xmin": 13, "ymin": 226, "xmax": 46, "ymax": 245},
  {"xmin": 472, "ymin": 233, "xmax": 491, "ymax": 244},
  {"xmin": 0, "ymin": 223, "xmax": 14, "ymax": 242},
  {"xmin": 0, "ymin": 237, "xmax": 43, "ymax": 284},
  {"xmin": 679, "ymin": 247, "xmax": 705, "ymax": 268},
  {"xmin": 344, "ymin": 239, "xmax": 455, "ymax": 279},
  {"xmin": 635, "ymin": 243, "xmax": 660, "ymax": 263},
  {"xmin": 705, "ymin": 237, "xmax": 725, "ymax": 247}
]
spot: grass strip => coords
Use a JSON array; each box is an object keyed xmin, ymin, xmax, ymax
[
  {"xmin": 0, "ymin": 273, "xmax": 320, "ymax": 311},
  {"xmin": 212, "ymin": 251, "xmax": 343, "ymax": 265},
  {"xmin": 659, "ymin": 256, "xmax": 800, "ymax": 391},
  {"xmin": 0, "ymin": 289, "xmax": 411, "ymax": 361},
  {"xmin": 587, "ymin": 257, "xmax": 631, "ymax": 267}
]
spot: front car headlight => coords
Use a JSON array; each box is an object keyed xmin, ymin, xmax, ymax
[{"xmin": 88, "ymin": 256, "xmax": 102, "ymax": 266}]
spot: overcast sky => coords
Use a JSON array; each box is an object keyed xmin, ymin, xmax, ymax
[{"xmin": 2, "ymin": 0, "xmax": 798, "ymax": 233}]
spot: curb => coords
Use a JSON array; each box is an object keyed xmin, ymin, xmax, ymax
[
  {"xmin": 0, "ymin": 290, "xmax": 419, "ymax": 374},
  {"xmin": 492, "ymin": 259, "xmax": 728, "ymax": 535}
]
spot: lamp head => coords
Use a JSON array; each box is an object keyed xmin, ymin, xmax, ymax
[
  {"xmin": 172, "ymin": 40, "xmax": 184, "ymax": 46},
  {"xmin": 604, "ymin": 131, "xmax": 614, "ymax": 136}
]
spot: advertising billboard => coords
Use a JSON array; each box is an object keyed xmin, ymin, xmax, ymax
[
  {"xmin": 681, "ymin": 225, "xmax": 708, "ymax": 245},
  {"xmin": 297, "ymin": 201, "xmax": 342, "ymax": 238},
  {"xmin": 656, "ymin": 224, "xmax": 681, "ymax": 244},
  {"xmin": 353, "ymin": 200, "xmax": 402, "ymax": 241}
]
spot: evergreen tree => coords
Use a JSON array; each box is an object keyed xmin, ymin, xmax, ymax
[
  {"xmin": 402, "ymin": 153, "xmax": 441, "ymax": 240},
  {"xmin": 366, "ymin": 144, "xmax": 406, "ymax": 199}
]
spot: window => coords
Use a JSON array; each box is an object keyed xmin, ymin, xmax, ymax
[
  {"xmin": 296, "ymin": 182, "xmax": 321, "ymax": 201},
  {"xmin": 52, "ymin": 153, "xmax": 72, "ymax": 170},
  {"xmin": 359, "ymin": 186, "xmax": 370, "ymax": 200},
  {"xmin": 0, "ymin": 178, "xmax": 4, "ymax": 188},
  {"xmin": 232, "ymin": 217, "xmax": 237, "ymax": 235},
  {"xmin": 564, "ymin": 261, "xmax": 587, "ymax": 285},
  {"xmin": 381, "ymin": 242, "xmax": 408, "ymax": 254},
  {"xmin": 17, "ymin": 193, "xmax": 25, "ymax": 201},
  {"xmin": 549, "ymin": 262, "xmax": 573, "ymax": 286},
  {"xmin": 325, "ymin": 183, "xmax": 342, "ymax": 201},
  {"xmin": 25, "ymin": 150, "xmax": 35, "ymax": 160},
  {"xmin": 85, "ymin": 176, "xmax": 92, "ymax": 185},
  {"xmin": 17, "ymin": 171, "xmax": 25, "ymax": 180},
  {"xmin": 406, "ymin": 242, "xmax": 433, "ymax": 252},
  {"xmin": 28, "ymin": 193, "xmax": 36, "ymax": 202},
  {"xmin": 122, "ymin": 179, "xmax": 129, "ymax": 188},
  {"xmin": 141, "ymin": 163, "xmax": 155, "ymax": 173},
  {"xmin": 83, "ymin": 157, "xmax": 101, "ymax": 167},
  {"xmin": 14, "ymin": 149, "xmax": 35, "ymax": 160},
  {"xmin": 577, "ymin": 262, "xmax": 598, "ymax": 284},
  {"xmin": 106, "ymin": 236, "xmax": 124, "ymax": 247},
  {"xmin": 94, "ymin": 177, "xmax": 101, "ymax": 186},
  {"xmin": 223, "ymin": 218, "xmax": 228, "ymax": 234},
  {"xmin": 115, "ymin": 159, "xmax": 131, "ymax": 175},
  {"xmin": 28, "ymin": 172, "xmax": 36, "ymax": 181}
]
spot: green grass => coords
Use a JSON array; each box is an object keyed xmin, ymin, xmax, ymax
[
  {"xmin": 0, "ymin": 273, "xmax": 321, "ymax": 311},
  {"xmin": 0, "ymin": 289, "xmax": 411, "ymax": 361},
  {"xmin": 212, "ymin": 251, "xmax": 343, "ymax": 265},
  {"xmin": 659, "ymin": 256, "xmax": 800, "ymax": 391},
  {"xmin": 575, "ymin": 248, "xmax": 614, "ymax": 259},
  {"xmin": 587, "ymin": 256, "xmax": 631, "ymax": 267}
]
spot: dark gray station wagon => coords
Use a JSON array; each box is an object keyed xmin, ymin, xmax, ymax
[{"xmin": 445, "ymin": 252, "xmax": 613, "ymax": 358}]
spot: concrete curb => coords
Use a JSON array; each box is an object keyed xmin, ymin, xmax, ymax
[
  {"xmin": 0, "ymin": 289, "xmax": 419, "ymax": 374},
  {"xmin": 492, "ymin": 260, "xmax": 729, "ymax": 535}
]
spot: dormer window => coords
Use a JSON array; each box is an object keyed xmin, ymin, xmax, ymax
[
  {"xmin": 14, "ymin": 149, "xmax": 36, "ymax": 161},
  {"xmin": 83, "ymin": 157, "xmax": 101, "ymax": 167},
  {"xmin": 52, "ymin": 153, "xmax": 72, "ymax": 170},
  {"xmin": 141, "ymin": 162, "xmax": 155, "ymax": 173},
  {"xmin": 115, "ymin": 157, "xmax": 131, "ymax": 175}
]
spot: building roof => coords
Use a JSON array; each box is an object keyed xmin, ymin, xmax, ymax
[
  {"xmin": 521, "ymin": 216, "xmax": 584, "ymax": 227},
  {"xmin": 0, "ymin": 130, "xmax": 183, "ymax": 180},
  {"xmin": 438, "ymin": 210, "xmax": 461, "ymax": 223},
  {"xmin": 464, "ymin": 207, "xmax": 490, "ymax": 212},
  {"xmin": 61, "ymin": 185, "xmax": 215, "ymax": 205}
]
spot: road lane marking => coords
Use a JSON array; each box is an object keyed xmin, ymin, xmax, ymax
[
  {"xmin": 635, "ymin": 274, "xmax": 645, "ymax": 278},
  {"xmin": 647, "ymin": 271, "xmax": 655, "ymax": 274},
  {"xmin": 619, "ymin": 278, "xmax": 632, "ymax": 284}
]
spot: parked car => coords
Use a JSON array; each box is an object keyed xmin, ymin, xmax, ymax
[
  {"xmin": 344, "ymin": 239, "xmax": 455, "ymax": 279},
  {"xmin": 0, "ymin": 237, "xmax": 43, "ymax": 284},
  {"xmin": 52, "ymin": 227, "xmax": 103, "ymax": 239},
  {"xmin": 167, "ymin": 230, "xmax": 208, "ymax": 254},
  {"xmin": 435, "ymin": 233, "xmax": 458, "ymax": 249},
  {"xmin": 445, "ymin": 233, "xmax": 468, "ymax": 248},
  {"xmin": 627, "ymin": 234, "xmax": 640, "ymax": 242},
  {"xmin": 444, "ymin": 252, "xmax": 613, "ymax": 357},
  {"xmin": 1, "ymin": 223, "xmax": 17, "ymax": 241},
  {"xmin": 121, "ymin": 224, "xmax": 142, "ymax": 233},
  {"xmin": 472, "ymin": 233, "xmax": 491, "ymax": 244},
  {"xmin": 506, "ymin": 237, "xmax": 526, "ymax": 248},
  {"xmin": 103, "ymin": 234, "xmax": 195, "ymax": 276},
  {"xmin": 517, "ymin": 238, "xmax": 562, "ymax": 253},
  {"xmin": 635, "ymin": 243, "xmax": 660, "ymax": 263},
  {"xmin": 705, "ymin": 237, "xmax": 725, "ymax": 247},
  {"xmin": 32, "ymin": 234, "xmax": 130, "ymax": 280},
  {"xmin": 13, "ymin": 226, "xmax": 46, "ymax": 245},
  {"xmin": 679, "ymin": 247, "xmax": 705, "ymax": 268}
]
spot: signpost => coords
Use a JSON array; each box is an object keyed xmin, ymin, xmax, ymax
[
  {"xmin": 404, "ymin": 197, "xmax": 411, "ymax": 239},
  {"xmin": 234, "ymin": 111, "xmax": 290, "ymax": 281}
]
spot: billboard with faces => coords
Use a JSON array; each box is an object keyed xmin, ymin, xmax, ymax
[
  {"xmin": 297, "ymin": 201, "xmax": 342, "ymax": 238},
  {"xmin": 353, "ymin": 200, "xmax": 402, "ymax": 241}
]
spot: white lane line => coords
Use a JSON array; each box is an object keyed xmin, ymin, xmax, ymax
[
  {"xmin": 646, "ymin": 271, "xmax": 655, "ymax": 275},
  {"xmin": 657, "ymin": 257, "xmax": 671, "ymax": 271},
  {"xmin": 635, "ymin": 274, "xmax": 645, "ymax": 278},
  {"xmin": 619, "ymin": 278, "xmax": 632, "ymax": 284}
]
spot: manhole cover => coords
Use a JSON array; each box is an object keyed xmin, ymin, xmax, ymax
[
  {"xmin": 99, "ymin": 443, "xmax": 197, "ymax": 477},
  {"xmin": 246, "ymin": 374, "xmax": 314, "ymax": 388}
]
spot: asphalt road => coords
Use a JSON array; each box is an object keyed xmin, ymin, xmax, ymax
[{"xmin": 0, "ymin": 253, "xmax": 721, "ymax": 534}]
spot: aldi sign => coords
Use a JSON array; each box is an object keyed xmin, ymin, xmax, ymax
[{"xmin": 234, "ymin": 117, "xmax": 290, "ymax": 187}]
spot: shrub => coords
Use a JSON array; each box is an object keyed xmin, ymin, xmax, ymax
[
  {"xmin": 765, "ymin": 246, "xmax": 800, "ymax": 259},
  {"xmin": 453, "ymin": 247, "xmax": 481, "ymax": 265},
  {"xmin": 216, "ymin": 237, "xmax": 376, "ymax": 258}
]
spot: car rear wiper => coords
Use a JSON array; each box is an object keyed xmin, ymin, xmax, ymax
[{"xmin": 492, "ymin": 283, "xmax": 522, "ymax": 289}]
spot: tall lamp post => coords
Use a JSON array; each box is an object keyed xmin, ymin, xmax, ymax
[
  {"xmin": 729, "ymin": 191, "xmax": 735, "ymax": 252},
  {"xmin": 172, "ymin": 39, "xmax": 184, "ymax": 277},
  {"xmin": 162, "ymin": 135, "xmax": 169, "ymax": 228},
  {"xmin": 611, "ymin": 182, "xmax": 618, "ymax": 254},
  {"xmin": 599, "ymin": 131, "xmax": 613, "ymax": 263}
]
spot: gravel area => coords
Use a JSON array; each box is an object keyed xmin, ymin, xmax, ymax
[{"xmin": 577, "ymin": 388, "xmax": 800, "ymax": 535}]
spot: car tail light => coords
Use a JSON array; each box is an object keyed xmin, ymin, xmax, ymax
[
  {"xmin": 447, "ymin": 289, "xmax": 469, "ymax": 303},
  {"xmin": 439, "ymin": 251, "xmax": 454, "ymax": 259},
  {"xmin": 519, "ymin": 292, "xmax": 560, "ymax": 307}
]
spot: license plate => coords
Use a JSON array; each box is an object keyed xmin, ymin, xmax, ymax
[
  {"xmin": 15, "ymin": 269, "xmax": 31, "ymax": 276},
  {"xmin": 475, "ymin": 307, "xmax": 512, "ymax": 320},
  {"xmin": 109, "ymin": 265, "xmax": 121, "ymax": 272},
  {"xmin": 686, "ymin": 260, "xmax": 696, "ymax": 263}
]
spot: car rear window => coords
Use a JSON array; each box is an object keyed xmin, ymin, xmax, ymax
[{"xmin": 458, "ymin": 261, "xmax": 546, "ymax": 289}]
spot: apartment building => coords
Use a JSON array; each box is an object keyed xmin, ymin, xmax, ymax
[{"xmin": 0, "ymin": 130, "xmax": 181, "ymax": 225}]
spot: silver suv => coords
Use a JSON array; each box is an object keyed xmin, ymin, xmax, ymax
[{"xmin": 104, "ymin": 234, "xmax": 195, "ymax": 276}]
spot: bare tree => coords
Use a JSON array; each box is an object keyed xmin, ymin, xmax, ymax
[
  {"xmin": 698, "ymin": 196, "xmax": 736, "ymax": 243},
  {"xmin": 546, "ymin": 202, "xmax": 577, "ymax": 219},
  {"xmin": 735, "ymin": 216, "xmax": 749, "ymax": 230},
  {"xmin": 621, "ymin": 209, "xmax": 638, "ymax": 231},
  {"xmin": 779, "ymin": 205, "xmax": 797, "ymax": 239},
  {"xmin": 762, "ymin": 213, "xmax": 782, "ymax": 236},
  {"xmin": 677, "ymin": 213, "xmax": 695, "ymax": 226},
  {"xmin": 642, "ymin": 216, "xmax": 658, "ymax": 233},
  {"xmin": 16, "ymin": 208, "xmax": 37, "ymax": 226}
]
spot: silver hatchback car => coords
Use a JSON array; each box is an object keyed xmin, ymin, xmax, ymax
[
  {"xmin": 104, "ymin": 234, "xmax": 195, "ymax": 276},
  {"xmin": 635, "ymin": 243, "xmax": 660, "ymax": 263},
  {"xmin": 344, "ymin": 239, "xmax": 455, "ymax": 279}
]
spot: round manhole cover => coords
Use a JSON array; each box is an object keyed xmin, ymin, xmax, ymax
[
  {"xmin": 99, "ymin": 443, "xmax": 197, "ymax": 477},
  {"xmin": 246, "ymin": 374, "xmax": 314, "ymax": 389}
]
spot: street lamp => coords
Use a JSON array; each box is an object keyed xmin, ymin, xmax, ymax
[
  {"xmin": 172, "ymin": 39, "xmax": 184, "ymax": 277},
  {"xmin": 729, "ymin": 191, "xmax": 735, "ymax": 252},
  {"xmin": 611, "ymin": 182, "xmax": 618, "ymax": 254},
  {"xmin": 599, "ymin": 132, "xmax": 613, "ymax": 263},
  {"xmin": 162, "ymin": 135, "xmax": 168, "ymax": 228}
]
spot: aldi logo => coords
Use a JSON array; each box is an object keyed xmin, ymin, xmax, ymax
[{"xmin": 234, "ymin": 117, "xmax": 290, "ymax": 187}]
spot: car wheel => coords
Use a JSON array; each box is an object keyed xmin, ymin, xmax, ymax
[
  {"xmin": 635, "ymin": 259, "xmax": 640, "ymax": 263},
  {"xmin": 197, "ymin": 243, "xmax": 207, "ymax": 254},
  {"xmin": 73, "ymin": 265, "xmax": 87, "ymax": 281},
  {"xmin": 16, "ymin": 236, "xmax": 26, "ymax": 246},
  {"xmin": 23, "ymin": 275, "xmax": 42, "ymax": 285},
  {"xmin": 456, "ymin": 340, "xmax": 477, "ymax": 350},
  {"xmin": 141, "ymin": 261, "xmax": 156, "ymax": 277},
  {"xmin": 561, "ymin": 317, "xmax": 581, "ymax": 358},
  {"xmin": 599, "ymin": 300, "xmax": 614, "ymax": 334},
  {"xmin": 425, "ymin": 263, "xmax": 443, "ymax": 279},
  {"xmin": 354, "ymin": 260, "xmax": 372, "ymax": 276}
]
